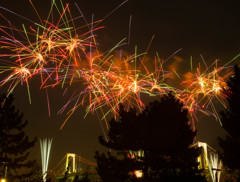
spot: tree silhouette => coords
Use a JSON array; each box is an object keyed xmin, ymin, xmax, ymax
[
  {"xmin": 95, "ymin": 93, "xmax": 206, "ymax": 182},
  {"xmin": 0, "ymin": 93, "xmax": 37, "ymax": 181},
  {"xmin": 73, "ymin": 167, "xmax": 91, "ymax": 182},
  {"xmin": 218, "ymin": 65, "xmax": 240, "ymax": 175}
]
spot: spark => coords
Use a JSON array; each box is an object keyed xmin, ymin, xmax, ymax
[{"xmin": 0, "ymin": 0, "xmax": 236, "ymax": 129}]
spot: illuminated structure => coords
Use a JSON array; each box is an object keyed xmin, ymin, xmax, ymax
[
  {"xmin": 49, "ymin": 153, "xmax": 98, "ymax": 181},
  {"xmin": 193, "ymin": 141, "xmax": 222, "ymax": 182},
  {"xmin": 40, "ymin": 138, "xmax": 53, "ymax": 182},
  {"xmin": 0, "ymin": 162, "xmax": 7, "ymax": 181},
  {"xmin": 66, "ymin": 153, "xmax": 76, "ymax": 173},
  {"xmin": 129, "ymin": 150, "xmax": 144, "ymax": 178},
  {"xmin": 129, "ymin": 142, "xmax": 222, "ymax": 181}
]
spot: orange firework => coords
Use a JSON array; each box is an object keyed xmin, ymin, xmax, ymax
[{"xmin": 0, "ymin": 0, "xmax": 238, "ymax": 130}]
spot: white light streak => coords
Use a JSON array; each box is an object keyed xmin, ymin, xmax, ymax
[{"xmin": 40, "ymin": 138, "xmax": 53, "ymax": 182}]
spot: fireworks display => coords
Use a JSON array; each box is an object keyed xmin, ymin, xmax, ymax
[{"xmin": 0, "ymin": 0, "xmax": 238, "ymax": 129}]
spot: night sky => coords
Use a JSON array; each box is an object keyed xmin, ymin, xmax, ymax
[{"xmin": 1, "ymin": 0, "xmax": 240, "ymax": 170}]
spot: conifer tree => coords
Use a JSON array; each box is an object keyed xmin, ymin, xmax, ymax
[
  {"xmin": 95, "ymin": 93, "xmax": 206, "ymax": 182},
  {"xmin": 218, "ymin": 65, "xmax": 240, "ymax": 171},
  {"xmin": 0, "ymin": 93, "xmax": 37, "ymax": 181}
]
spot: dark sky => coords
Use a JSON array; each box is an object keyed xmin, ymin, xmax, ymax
[{"xmin": 1, "ymin": 0, "xmax": 240, "ymax": 170}]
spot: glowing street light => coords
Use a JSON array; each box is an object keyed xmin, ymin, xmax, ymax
[{"xmin": 0, "ymin": 178, "xmax": 6, "ymax": 182}]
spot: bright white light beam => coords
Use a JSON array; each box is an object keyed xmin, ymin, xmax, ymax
[{"xmin": 40, "ymin": 138, "xmax": 53, "ymax": 182}]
